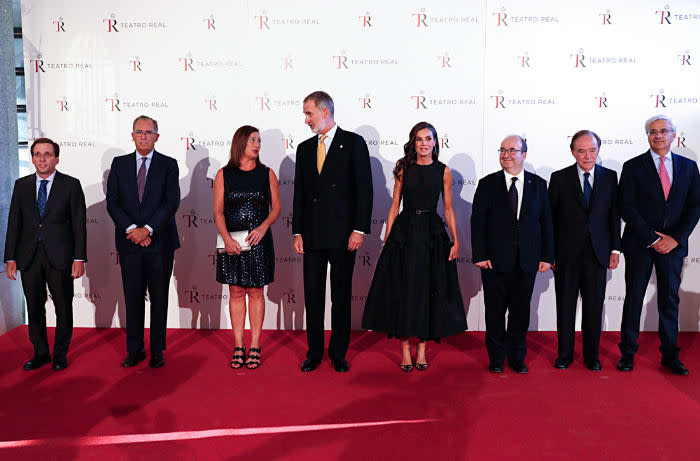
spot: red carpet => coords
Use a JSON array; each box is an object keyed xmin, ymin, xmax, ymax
[{"xmin": 0, "ymin": 326, "xmax": 698, "ymax": 461}]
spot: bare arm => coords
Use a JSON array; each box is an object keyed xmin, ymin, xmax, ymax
[
  {"xmin": 213, "ymin": 169, "xmax": 239, "ymax": 255},
  {"xmin": 443, "ymin": 167, "xmax": 459, "ymax": 260},
  {"xmin": 383, "ymin": 172, "xmax": 403, "ymax": 243}
]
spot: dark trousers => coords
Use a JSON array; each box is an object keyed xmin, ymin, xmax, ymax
[
  {"xmin": 554, "ymin": 240, "xmax": 607, "ymax": 363},
  {"xmin": 482, "ymin": 267, "xmax": 537, "ymax": 364},
  {"xmin": 21, "ymin": 244, "xmax": 74, "ymax": 358},
  {"xmin": 619, "ymin": 247, "xmax": 683, "ymax": 360},
  {"xmin": 303, "ymin": 248, "xmax": 356, "ymax": 362},
  {"xmin": 119, "ymin": 250, "xmax": 174, "ymax": 353}
]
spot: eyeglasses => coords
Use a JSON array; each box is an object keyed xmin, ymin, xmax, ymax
[
  {"xmin": 133, "ymin": 130, "xmax": 157, "ymax": 137},
  {"xmin": 647, "ymin": 129, "xmax": 673, "ymax": 136},
  {"xmin": 498, "ymin": 148, "xmax": 522, "ymax": 155},
  {"xmin": 32, "ymin": 152, "xmax": 56, "ymax": 159}
]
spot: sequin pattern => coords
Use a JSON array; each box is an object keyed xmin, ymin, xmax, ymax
[{"xmin": 216, "ymin": 167, "xmax": 275, "ymax": 287}]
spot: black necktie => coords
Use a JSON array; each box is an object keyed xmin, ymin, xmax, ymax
[
  {"xmin": 509, "ymin": 177, "xmax": 518, "ymax": 218},
  {"xmin": 583, "ymin": 172, "xmax": 592, "ymax": 208}
]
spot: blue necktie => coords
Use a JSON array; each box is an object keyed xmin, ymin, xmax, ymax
[
  {"xmin": 583, "ymin": 172, "xmax": 592, "ymax": 208},
  {"xmin": 37, "ymin": 179, "xmax": 48, "ymax": 218}
]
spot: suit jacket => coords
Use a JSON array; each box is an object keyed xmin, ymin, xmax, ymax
[
  {"xmin": 471, "ymin": 170, "xmax": 554, "ymax": 272},
  {"xmin": 4, "ymin": 171, "xmax": 87, "ymax": 271},
  {"xmin": 618, "ymin": 150, "xmax": 700, "ymax": 258},
  {"xmin": 106, "ymin": 151, "xmax": 180, "ymax": 254},
  {"xmin": 549, "ymin": 163, "xmax": 621, "ymax": 267},
  {"xmin": 292, "ymin": 127, "xmax": 373, "ymax": 250}
]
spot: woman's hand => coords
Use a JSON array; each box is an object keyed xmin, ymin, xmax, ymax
[
  {"xmin": 247, "ymin": 224, "xmax": 269, "ymax": 246},
  {"xmin": 225, "ymin": 235, "xmax": 241, "ymax": 255},
  {"xmin": 448, "ymin": 242, "xmax": 459, "ymax": 261}
]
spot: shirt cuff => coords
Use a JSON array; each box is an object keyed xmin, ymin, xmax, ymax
[
  {"xmin": 293, "ymin": 233, "xmax": 301, "ymax": 237},
  {"xmin": 145, "ymin": 225, "xmax": 153, "ymax": 235},
  {"xmin": 352, "ymin": 230, "xmax": 365, "ymax": 235},
  {"xmin": 126, "ymin": 224, "xmax": 137, "ymax": 232},
  {"xmin": 647, "ymin": 238, "xmax": 660, "ymax": 248},
  {"xmin": 611, "ymin": 250, "xmax": 621, "ymax": 255},
  {"xmin": 73, "ymin": 259, "xmax": 85, "ymax": 262}
]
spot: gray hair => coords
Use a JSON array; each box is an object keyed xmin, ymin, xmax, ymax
[
  {"xmin": 303, "ymin": 91, "xmax": 334, "ymax": 117},
  {"xmin": 132, "ymin": 115, "xmax": 159, "ymax": 133},
  {"xmin": 644, "ymin": 115, "xmax": 676, "ymax": 134}
]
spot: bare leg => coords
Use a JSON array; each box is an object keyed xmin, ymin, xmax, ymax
[
  {"xmin": 416, "ymin": 340, "xmax": 427, "ymax": 365},
  {"xmin": 401, "ymin": 339, "xmax": 412, "ymax": 366},
  {"xmin": 246, "ymin": 287, "xmax": 265, "ymax": 366},
  {"xmin": 229, "ymin": 285, "xmax": 247, "ymax": 348}
]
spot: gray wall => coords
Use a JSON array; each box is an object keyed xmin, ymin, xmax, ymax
[{"xmin": 0, "ymin": 0, "xmax": 23, "ymax": 335}]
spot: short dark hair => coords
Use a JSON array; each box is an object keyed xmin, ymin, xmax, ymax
[
  {"xmin": 570, "ymin": 130, "xmax": 601, "ymax": 150},
  {"xmin": 30, "ymin": 138, "xmax": 60, "ymax": 157},
  {"xmin": 132, "ymin": 115, "xmax": 159, "ymax": 133},
  {"xmin": 303, "ymin": 91, "xmax": 334, "ymax": 117}
]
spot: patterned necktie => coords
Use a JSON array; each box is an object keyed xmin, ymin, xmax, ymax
[
  {"xmin": 137, "ymin": 157, "xmax": 147, "ymax": 203},
  {"xmin": 317, "ymin": 134, "xmax": 327, "ymax": 174},
  {"xmin": 508, "ymin": 177, "xmax": 518, "ymax": 218},
  {"xmin": 37, "ymin": 179, "xmax": 48, "ymax": 218},
  {"xmin": 659, "ymin": 155, "xmax": 671, "ymax": 201},
  {"xmin": 583, "ymin": 172, "xmax": 592, "ymax": 208}
]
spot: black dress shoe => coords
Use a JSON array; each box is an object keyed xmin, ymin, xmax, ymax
[
  {"xmin": 23, "ymin": 355, "xmax": 51, "ymax": 370},
  {"xmin": 488, "ymin": 361, "xmax": 504, "ymax": 373},
  {"xmin": 585, "ymin": 360, "xmax": 602, "ymax": 371},
  {"xmin": 617, "ymin": 356, "xmax": 634, "ymax": 372},
  {"xmin": 661, "ymin": 358, "xmax": 689, "ymax": 376},
  {"xmin": 332, "ymin": 359, "xmax": 349, "ymax": 373},
  {"xmin": 149, "ymin": 352, "xmax": 165, "ymax": 368},
  {"xmin": 554, "ymin": 357, "xmax": 572, "ymax": 369},
  {"xmin": 301, "ymin": 358, "xmax": 320, "ymax": 372},
  {"xmin": 121, "ymin": 351, "xmax": 146, "ymax": 367},
  {"xmin": 52, "ymin": 355, "xmax": 68, "ymax": 371},
  {"xmin": 509, "ymin": 361, "xmax": 529, "ymax": 374}
]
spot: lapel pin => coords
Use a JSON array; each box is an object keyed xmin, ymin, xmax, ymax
[{"xmin": 339, "ymin": 145, "xmax": 344, "ymax": 149}]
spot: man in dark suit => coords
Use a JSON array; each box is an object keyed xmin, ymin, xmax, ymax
[
  {"xmin": 549, "ymin": 130, "xmax": 621, "ymax": 371},
  {"xmin": 292, "ymin": 91, "xmax": 373, "ymax": 372},
  {"xmin": 617, "ymin": 115, "xmax": 700, "ymax": 375},
  {"xmin": 106, "ymin": 115, "xmax": 180, "ymax": 369},
  {"xmin": 471, "ymin": 135, "xmax": 553, "ymax": 374},
  {"xmin": 4, "ymin": 138, "xmax": 86, "ymax": 371}
]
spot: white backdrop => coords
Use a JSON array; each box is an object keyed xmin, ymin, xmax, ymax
[{"xmin": 18, "ymin": 0, "xmax": 700, "ymax": 332}]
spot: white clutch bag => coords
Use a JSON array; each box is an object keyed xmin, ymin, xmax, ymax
[{"xmin": 217, "ymin": 230, "xmax": 251, "ymax": 253}]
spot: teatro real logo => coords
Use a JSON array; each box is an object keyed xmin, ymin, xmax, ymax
[
  {"xmin": 438, "ymin": 53, "xmax": 452, "ymax": 68},
  {"xmin": 492, "ymin": 7, "xmax": 559, "ymax": 26},
  {"xmin": 102, "ymin": 13, "xmax": 167, "ymax": 32},
  {"xmin": 53, "ymin": 17, "xmax": 67, "ymax": 32},
  {"xmin": 570, "ymin": 49, "xmax": 637, "ymax": 68},
  {"xmin": 679, "ymin": 50, "xmax": 691, "ymax": 66},
  {"xmin": 596, "ymin": 93, "xmax": 608, "ymax": 108},
  {"xmin": 600, "ymin": 10, "xmax": 612, "ymax": 25},
  {"xmin": 283, "ymin": 135, "xmax": 295, "ymax": 151},
  {"xmin": 105, "ymin": 93, "xmax": 168, "ymax": 112},
  {"xmin": 332, "ymin": 50, "xmax": 399, "ymax": 70},
  {"xmin": 205, "ymin": 97, "xmax": 218, "ymax": 111},
  {"xmin": 413, "ymin": 8, "xmax": 479, "ymax": 27},
  {"xmin": 202, "ymin": 15, "xmax": 216, "ymax": 30},
  {"xmin": 56, "ymin": 97, "xmax": 69, "ymax": 112},
  {"xmin": 180, "ymin": 133, "xmax": 231, "ymax": 151},
  {"xmin": 517, "ymin": 52, "xmax": 531, "ymax": 68},
  {"xmin": 181, "ymin": 209, "xmax": 215, "ymax": 228},
  {"xmin": 358, "ymin": 94, "xmax": 372, "ymax": 109},
  {"xmin": 282, "ymin": 56, "xmax": 294, "ymax": 71},
  {"xmin": 655, "ymin": 5, "xmax": 700, "ymax": 24},
  {"xmin": 676, "ymin": 131, "xmax": 687, "ymax": 148},
  {"xmin": 253, "ymin": 10, "xmax": 320, "ymax": 30},
  {"xmin": 412, "ymin": 90, "xmax": 477, "ymax": 110},
  {"xmin": 490, "ymin": 90, "xmax": 557, "ymax": 109},
  {"xmin": 129, "ymin": 57, "xmax": 142, "ymax": 72},
  {"xmin": 359, "ymin": 11, "xmax": 372, "ymax": 27},
  {"xmin": 179, "ymin": 52, "xmax": 240, "ymax": 72},
  {"xmin": 254, "ymin": 93, "xmax": 301, "ymax": 111},
  {"xmin": 649, "ymin": 89, "xmax": 698, "ymax": 108},
  {"xmin": 28, "ymin": 54, "xmax": 94, "ymax": 72}
]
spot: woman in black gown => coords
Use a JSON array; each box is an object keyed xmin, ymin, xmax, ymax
[
  {"xmin": 362, "ymin": 122, "xmax": 467, "ymax": 371},
  {"xmin": 213, "ymin": 125, "xmax": 281, "ymax": 369}
]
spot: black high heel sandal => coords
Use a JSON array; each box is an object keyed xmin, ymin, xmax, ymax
[
  {"xmin": 415, "ymin": 362, "xmax": 429, "ymax": 371},
  {"xmin": 230, "ymin": 346, "xmax": 246, "ymax": 369},
  {"xmin": 246, "ymin": 347, "xmax": 261, "ymax": 369},
  {"xmin": 400, "ymin": 363, "xmax": 414, "ymax": 372}
]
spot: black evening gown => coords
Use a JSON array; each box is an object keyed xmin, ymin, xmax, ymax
[
  {"xmin": 216, "ymin": 165, "xmax": 274, "ymax": 287},
  {"xmin": 362, "ymin": 161, "xmax": 467, "ymax": 340}
]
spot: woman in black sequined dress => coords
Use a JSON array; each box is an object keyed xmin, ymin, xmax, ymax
[
  {"xmin": 213, "ymin": 125, "xmax": 281, "ymax": 369},
  {"xmin": 362, "ymin": 122, "xmax": 467, "ymax": 372}
]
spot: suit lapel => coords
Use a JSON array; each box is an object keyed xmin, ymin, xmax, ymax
[
  {"xmin": 643, "ymin": 150, "xmax": 666, "ymax": 201},
  {"xmin": 42, "ymin": 171, "xmax": 64, "ymax": 220},
  {"xmin": 320, "ymin": 127, "xmax": 344, "ymax": 177},
  {"xmin": 568, "ymin": 164, "xmax": 587, "ymax": 210},
  {"xmin": 667, "ymin": 152, "xmax": 681, "ymax": 203},
  {"xmin": 141, "ymin": 151, "xmax": 158, "ymax": 203},
  {"xmin": 29, "ymin": 174, "xmax": 39, "ymax": 220},
  {"xmin": 520, "ymin": 171, "xmax": 533, "ymax": 218},
  {"xmin": 589, "ymin": 164, "xmax": 603, "ymax": 210},
  {"xmin": 125, "ymin": 153, "xmax": 139, "ymax": 204}
]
